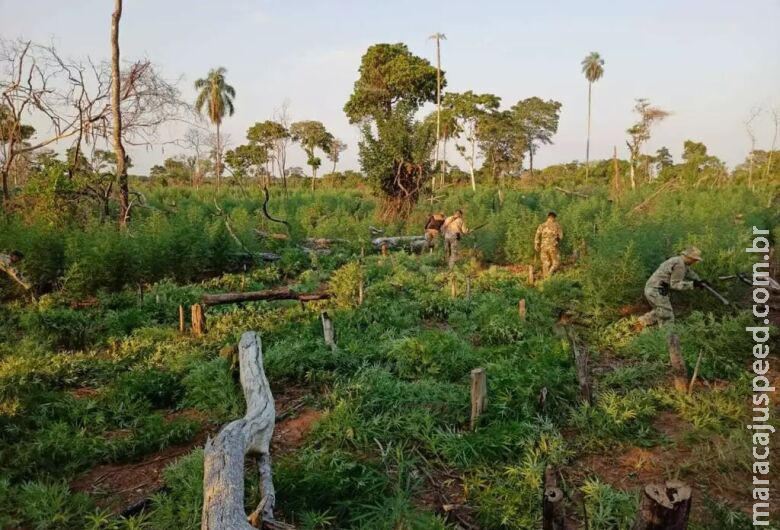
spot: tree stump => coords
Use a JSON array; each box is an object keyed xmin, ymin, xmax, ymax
[
  {"xmin": 201, "ymin": 331, "xmax": 281, "ymax": 530},
  {"xmin": 528, "ymin": 265, "xmax": 535, "ymax": 286},
  {"xmin": 178, "ymin": 305, "xmax": 185, "ymax": 334},
  {"xmin": 358, "ymin": 278, "xmax": 364, "ymax": 306},
  {"xmin": 631, "ymin": 481, "xmax": 692, "ymax": 530},
  {"xmin": 450, "ymin": 276, "xmax": 457, "ymax": 298},
  {"xmin": 667, "ymin": 334, "xmax": 688, "ymax": 393},
  {"xmin": 321, "ymin": 311, "xmax": 337, "ymax": 352},
  {"xmin": 565, "ymin": 328, "xmax": 593, "ymax": 405},
  {"xmin": 518, "ymin": 298, "xmax": 527, "ymax": 319},
  {"xmin": 543, "ymin": 465, "xmax": 566, "ymax": 530},
  {"xmin": 470, "ymin": 368, "xmax": 487, "ymax": 430},
  {"xmin": 191, "ymin": 303, "xmax": 205, "ymax": 337}
]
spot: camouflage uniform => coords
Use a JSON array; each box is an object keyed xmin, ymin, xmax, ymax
[
  {"xmin": 442, "ymin": 214, "xmax": 467, "ymax": 269},
  {"xmin": 638, "ymin": 255, "xmax": 701, "ymax": 327},
  {"xmin": 424, "ymin": 213, "xmax": 446, "ymax": 251},
  {"xmin": 534, "ymin": 219, "xmax": 563, "ymax": 278}
]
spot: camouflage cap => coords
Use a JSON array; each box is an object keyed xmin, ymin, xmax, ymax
[{"xmin": 681, "ymin": 246, "xmax": 703, "ymax": 261}]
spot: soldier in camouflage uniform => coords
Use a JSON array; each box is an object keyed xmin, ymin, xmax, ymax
[
  {"xmin": 534, "ymin": 212, "xmax": 563, "ymax": 278},
  {"xmin": 442, "ymin": 210, "xmax": 468, "ymax": 269},
  {"xmin": 0, "ymin": 250, "xmax": 31, "ymax": 290},
  {"xmin": 424, "ymin": 212, "xmax": 446, "ymax": 252},
  {"xmin": 637, "ymin": 247, "xmax": 703, "ymax": 328}
]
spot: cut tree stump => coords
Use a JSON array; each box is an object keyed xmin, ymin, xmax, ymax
[
  {"xmin": 667, "ymin": 334, "xmax": 688, "ymax": 393},
  {"xmin": 518, "ymin": 298, "xmax": 527, "ymax": 319},
  {"xmin": 179, "ymin": 305, "xmax": 185, "ymax": 334},
  {"xmin": 631, "ymin": 481, "xmax": 692, "ymax": 530},
  {"xmin": 565, "ymin": 327, "xmax": 593, "ymax": 405},
  {"xmin": 191, "ymin": 304, "xmax": 205, "ymax": 337},
  {"xmin": 202, "ymin": 331, "xmax": 292, "ymax": 530},
  {"xmin": 543, "ymin": 465, "xmax": 566, "ymax": 530},
  {"xmin": 202, "ymin": 288, "xmax": 330, "ymax": 307},
  {"xmin": 528, "ymin": 265, "xmax": 535, "ymax": 286},
  {"xmin": 320, "ymin": 311, "xmax": 337, "ymax": 352},
  {"xmin": 470, "ymin": 368, "xmax": 488, "ymax": 430}
]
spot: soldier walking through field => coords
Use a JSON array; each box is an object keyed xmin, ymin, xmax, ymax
[
  {"xmin": 636, "ymin": 247, "xmax": 704, "ymax": 329},
  {"xmin": 534, "ymin": 212, "xmax": 563, "ymax": 278},
  {"xmin": 442, "ymin": 209, "xmax": 468, "ymax": 268},
  {"xmin": 424, "ymin": 212, "xmax": 446, "ymax": 252}
]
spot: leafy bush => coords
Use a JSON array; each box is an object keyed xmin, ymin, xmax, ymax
[{"xmin": 180, "ymin": 357, "xmax": 242, "ymax": 419}]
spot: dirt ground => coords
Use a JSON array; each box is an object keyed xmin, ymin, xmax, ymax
[{"xmin": 70, "ymin": 389, "xmax": 320, "ymax": 515}]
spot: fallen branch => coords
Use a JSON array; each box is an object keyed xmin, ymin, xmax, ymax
[
  {"xmin": 262, "ymin": 186, "xmax": 290, "ymax": 229},
  {"xmin": 554, "ymin": 186, "xmax": 589, "ymax": 198},
  {"xmin": 371, "ymin": 235, "xmax": 426, "ymax": 252},
  {"xmin": 202, "ymin": 288, "xmax": 330, "ymax": 307},
  {"xmin": 202, "ymin": 331, "xmax": 293, "ymax": 529}
]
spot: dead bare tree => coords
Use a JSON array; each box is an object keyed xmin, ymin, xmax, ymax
[
  {"xmin": 0, "ymin": 37, "xmax": 187, "ymax": 210},
  {"xmin": 183, "ymin": 126, "xmax": 210, "ymax": 186},
  {"xmin": 765, "ymin": 108, "xmax": 779, "ymax": 181},
  {"xmin": 745, "ymin": 107, "xmax": 761, "ymax": 189},
  {"xmin": 111, "ymin": 0, "xmax": 129, "ymax": 227},
  {"xmin": 626, "ymin": 99, "xmax": 669, "ymax": 190},
  {"xmin": 272, "ymin": 101, "xmax": 291, "ymax": 189}
]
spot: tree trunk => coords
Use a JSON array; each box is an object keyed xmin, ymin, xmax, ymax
[
  {"xmin": 667, "ymin": 334, "xmax": 688, "ymax": 393},
  {"xmin": 441, "ymin": 138, "xmax": 447, "ymax": 186},
  {"xmin": 320, "ymin": 311, "xmax": 337, "ymax": 352},
  {"xmin": 216, "ymin": 122, "xmax": 222, "ymax": 189},
  {"xmin": 470, "ymin": 134, "xmax": 476, "ymax": 191},
  {"xmin": 111, "ymin": 0, "xmax": 129, "ymax": 228},
  {"xmin": 435, "ymin": 37, "xmax": 442, "ymax": 187},
  {"xmin": 202, "ymin": 288, "xmax": 330, "ymax": 306},
  {"xmin": 2, "ymin": 154, "xmax": 14, "ymax": 203},
  {"xmin": 201, "ymin": 331, "xmax": 279, "ymax": 530},
  {"xmin": 529, "ymin": 147, "xmax": 534, "ymax": 174},
  {"xmin": 585, "ymin": 81, "xmax": 592, "ymax": 181},
  {"xmin": 631, "ymin": 481, "xmax": 692, "ymax": 530}
]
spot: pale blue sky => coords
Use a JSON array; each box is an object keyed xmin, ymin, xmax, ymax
[{"xmin": 2, "ymin": 0, "xmax": 779, "ymax": 173}]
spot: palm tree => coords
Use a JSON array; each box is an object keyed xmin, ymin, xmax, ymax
[
  {"xmin": 194, "ymin": 67, "xmax": 235, "ymax": 187},
  {"xmin": 581, "ymin": 52, "xmax": 604, "ymax": 180}
]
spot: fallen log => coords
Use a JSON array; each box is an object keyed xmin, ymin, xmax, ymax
[
  {"xmin": 371, "ymin": 235, "xmax": 426, "ymax": 251},
  {"xmin": 202, "ymin": 288, "xmax": 330, "ymax": 307},
  {"xmin": 303, "ymin": 238, "xmax": 351, "ymax": 250},
  {"xmin": 202, "ymin": 331, "xmax": 291, "ymax": 530},
  {"xmin": 554, "ymin": 186, "xmax": 589, "ymax": 199}
]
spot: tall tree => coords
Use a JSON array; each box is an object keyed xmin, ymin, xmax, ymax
[
  {"xmin": 0, "ymin": 105, "xmax": 35, "ymax": 199},
  {"xmin": 626, "ymin": 98, "xmax": 669, "ymax": 189},
  {"xmin": 477, "ymin": 110, "xmax": 526, "ymax": 182},
  {"xmin": 428, "ymin": 32, "xmax": 446, "ymax": 186},
  {"xmin": 290, "ymin": 121, "xmax": 333, "ymax": 190},
  {"xmin": 194, "ymin": 67, "xmax": 235, "ymax": 188},
  {"xmin": 444, "ymin": 91, "xmax": 500, "ymax": 190},
  {"xmin": 110, "ymin": 0, "xmax": 130, "ymax": 227},
  {"xmin": 511, "ymin": 97, "xmax": 562, "ymax": 173},
  {"xmin": 344, "ymin": 43, "xmax": 440, "ymax": 216},
  {"xmin": 326, "ymin": 137, "xmax": 348, "ymax": 173},
  {"xmin": 654, "ymin": 146, "xmax": 673, "ymax": 174},
  {"xmin": 247, "ymin": 120, "xmax": 289, "ymax": 189},
  {"xmin": 581, "ymin": 52, "xmax": 604, "ymax": 180}
]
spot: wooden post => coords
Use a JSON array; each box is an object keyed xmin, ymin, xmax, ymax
[
  {"xmin": 667, "ymin": 334, "xmax": 688, "ymax": 393},
  {"xmin": 518, "ymin": 298, "xmax": 527, "ymax": 319},
  {"xmin": 178, "ymin": 305, "xmax": 185, "ymax": 333},
  {"xmin": 466, "ymin": 277, "xmax": 471, "ymax": 301},
  {"xmin": 631, "ymin": 481, "xmax": 692, "ymax": 530},
  {"xmin": 470, "ymin": 368, "xmax": 487, "ymax": 430},
  {"xmin": 688, "ymin": 350, "xmax": 703, "ymax": 394},
  {"xmin": 191, "ymin": 303, "xmax": 205, "ymax": 337},
  {"xmin": 358, "ymin": 278, "xmax": 364, "ymax": 306},
  {"xmin": 543, "ymin": 465, "xmax": 566, "ymax": 530},
  {"xmin": 566, "ymin": 328, "xmax": 593, "ymax": 405},
  {"xmin": 321, "ymin": 311, "xmax": 337, "ymax": 352},
  {"xmin": 528, "ymin": 265, "xmax": 535, "ymax": 286},
  {"xmin": 538, "ymin": 386, "xmax": 548, "ymax": 413},
  {"xmin": 450, "ymin": 276, "xmax": 457, "ymax": 298},
  {"xmin": 381, "ymin": 243, "xmax": 388, "ymax": 256}
]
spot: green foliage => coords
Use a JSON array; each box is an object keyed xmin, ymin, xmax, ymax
[
  {"xmin": 14, "ymin": 480, "xmax": 93, "ymax": 530},
  {"xmin": 180, "ymin": 357, "xmax": 242, "ymax": 419},
  {"xmin": 581, "ymin": 478, "xmax": 637, "ymax": 530}
]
